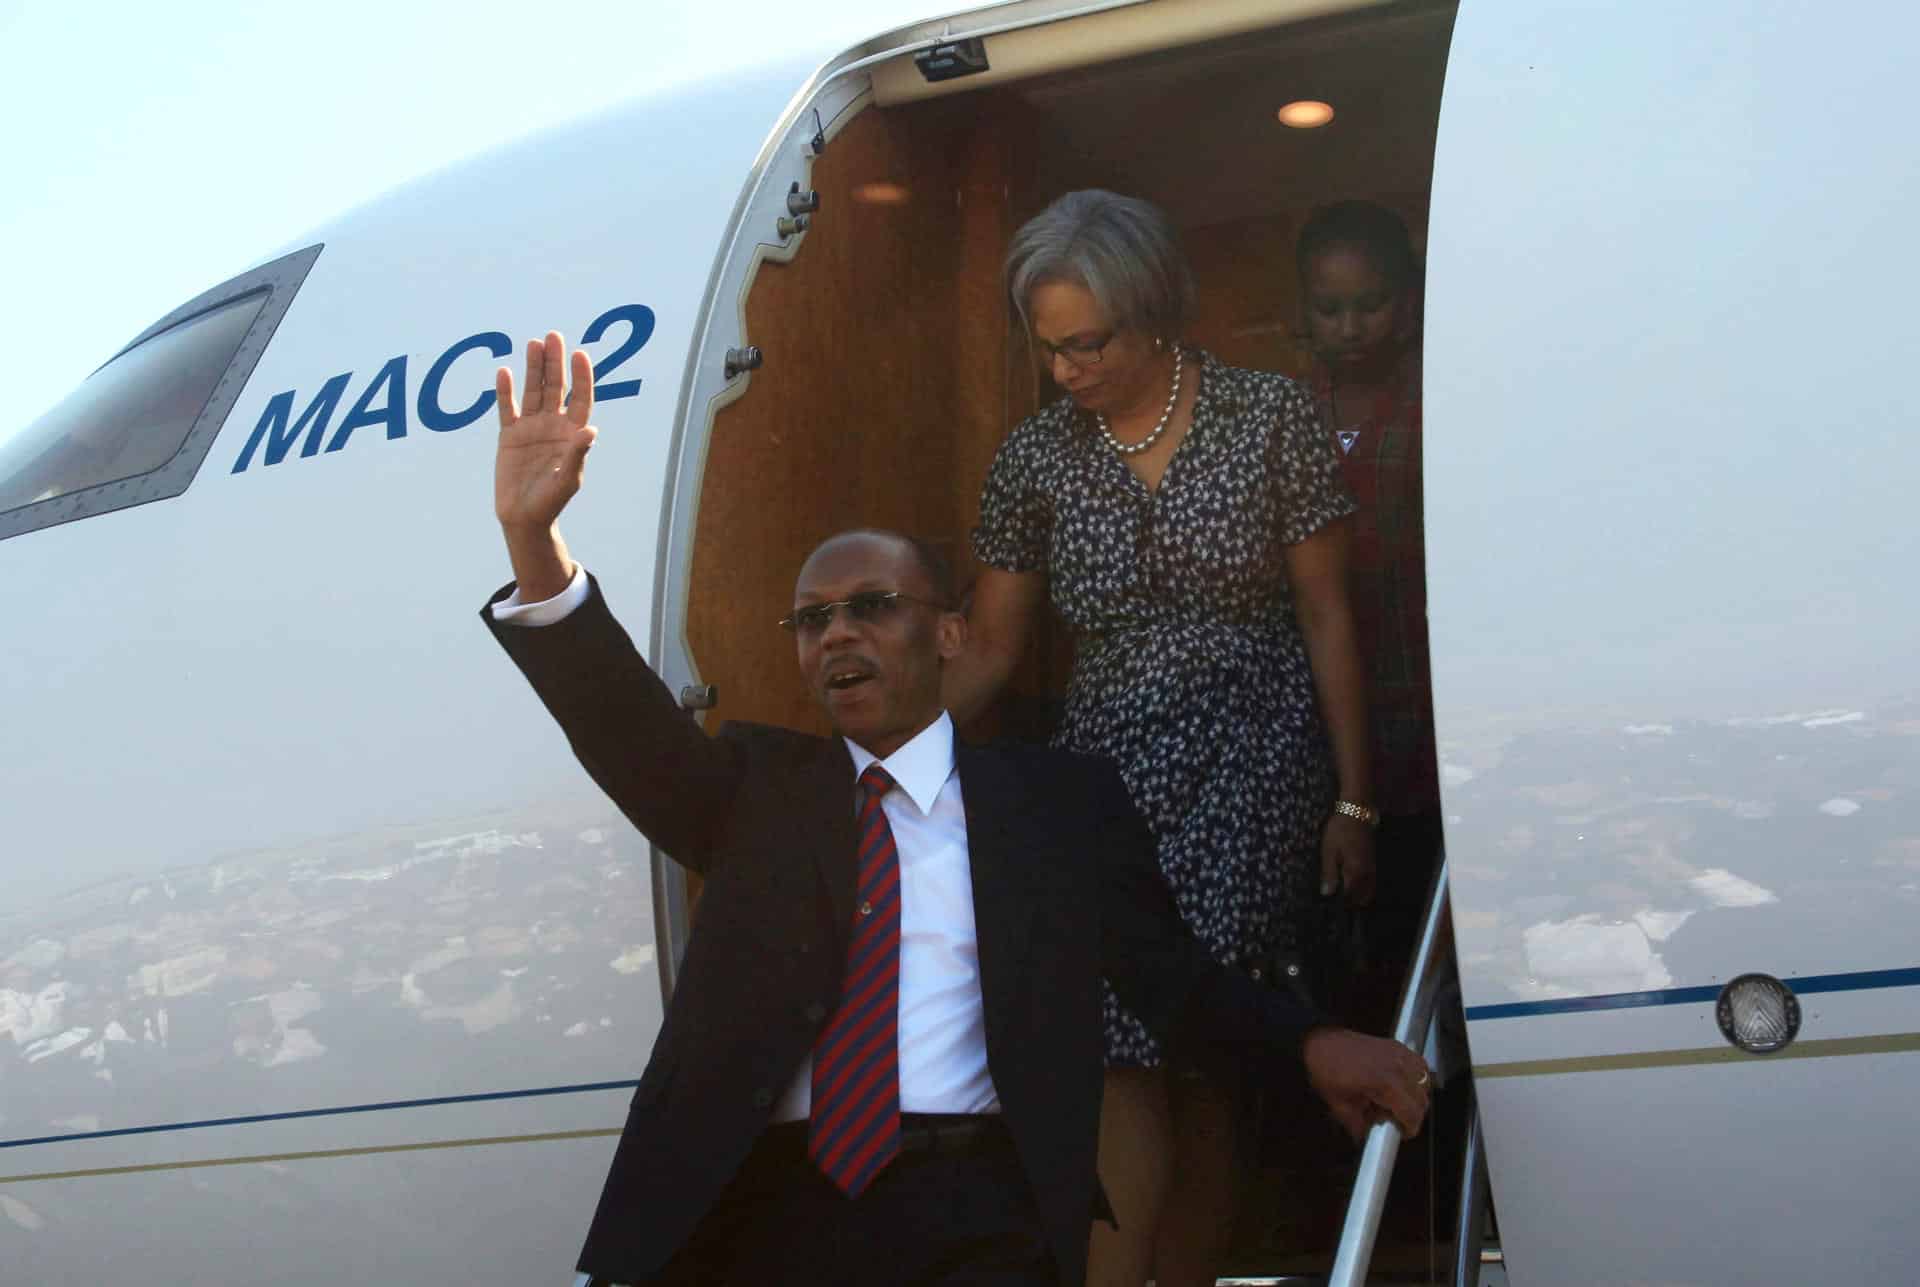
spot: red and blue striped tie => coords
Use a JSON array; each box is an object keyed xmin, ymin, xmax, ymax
[{"xmin": 808, "ymin": 762, "xmax": 903, "ymax": 1197}]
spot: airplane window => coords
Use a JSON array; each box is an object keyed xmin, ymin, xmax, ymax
[
  {"xmin": 0, "ymin": 242, "xmax": 320, "ymax": 543},
  {"xmin": 0, "ymin": 291, "xmax": 268, "ymax": 515}
]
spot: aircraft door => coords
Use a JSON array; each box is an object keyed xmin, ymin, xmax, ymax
[{"xmin": 1427, "ymin": 3, "xmax": 1920, "ymax": 1282}]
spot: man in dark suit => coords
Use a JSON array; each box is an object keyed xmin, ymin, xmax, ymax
[{"xmin": 485, "ymin": 334, "xmax": 1429, "ymax": 1286}]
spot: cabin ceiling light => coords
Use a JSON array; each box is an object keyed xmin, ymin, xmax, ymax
[
  {"xmin": 1277, "ymin": 100, "xmax": 1335, "ymax": 129},
  {"xmin": 854, "ymin": 182, "xmax": 911, "ymax": 205}
]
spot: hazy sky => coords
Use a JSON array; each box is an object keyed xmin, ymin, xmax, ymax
[{"xmin": 0, "ymin": 0, "xmax": 938, "ymax": 445}]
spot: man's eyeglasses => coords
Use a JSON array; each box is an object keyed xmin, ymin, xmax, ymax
[
  {"xmin": 778, "ymin": 590, "xmax": 951, "ymax": 636},
  {"xmin": 1033, "ymin": 330, "xmax": 1114, "ymax": 369}
]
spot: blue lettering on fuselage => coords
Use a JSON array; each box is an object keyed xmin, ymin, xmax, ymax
[
  {"xmin": 232, "ymin": 373, "xmax": 354, "ymax": 470},
  {"xmin": 231, "ymin": 305, "xmax": 655, "ymax": 474},
  {"xmin": 326, "ymin": 355, "xmax": 409, "ymax": 453},
  {"xmin": 419, "ymin": 331, "xmax": 514, "ymax": 433}
]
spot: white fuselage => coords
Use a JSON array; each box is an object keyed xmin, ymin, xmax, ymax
[{"xmin": 3, "ymin": 3, "xmax": 1916, "ymax": 1283}]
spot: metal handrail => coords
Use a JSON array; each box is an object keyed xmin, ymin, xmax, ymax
[
  {"xmin": 1325, "ymin": 860, "xmax": 1454, "ymax": 1287},
  {"xmin": 1450, "ymin": 1087, "xmax": 1490, "ymax": 1287}
]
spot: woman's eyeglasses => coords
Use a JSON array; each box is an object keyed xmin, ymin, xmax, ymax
[
  {"xmin": 1033, "ymin": 330, "xmax": 1114, "ymax": 369},
  {"xmin": 779, "ymin": 590, "xmax": 951, "ymax": 636}
]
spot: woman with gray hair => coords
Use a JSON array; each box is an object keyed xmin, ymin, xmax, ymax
[{"xmin": 947, "ymin": 190, "xmax": 1377, "ymax": 1286}]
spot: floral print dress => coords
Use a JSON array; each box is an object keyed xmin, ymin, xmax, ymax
[{"xmin": 972, "ymin": 350, "xmax": 1355, "ymax": 1067}]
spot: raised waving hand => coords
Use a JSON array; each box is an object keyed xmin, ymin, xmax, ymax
[{"xmin": 494, "ymin": 332, "xmax": 596, "ymax": 601}]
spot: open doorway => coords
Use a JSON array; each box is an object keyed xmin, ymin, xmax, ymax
[
  {"xmin": 685, "ymin": 0, "xmax": 1459, "ymax": 1271},
  {"xmin": 688, "ymin": 0, "xmax": 1450, "ymax": 734}
]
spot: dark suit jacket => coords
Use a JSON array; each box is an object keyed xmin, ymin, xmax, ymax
[{"xmin": 484, "ymin": 577, "xmax": 1324, "ymax": 1287}]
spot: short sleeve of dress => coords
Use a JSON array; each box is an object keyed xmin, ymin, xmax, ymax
[
  {"xmin": 971, "ymin": 418, "xmax": 1055, "ymax": 573},
  {"xmin": 1269, "ymin": 379, "xmax": 1357, "ymax": 545}
]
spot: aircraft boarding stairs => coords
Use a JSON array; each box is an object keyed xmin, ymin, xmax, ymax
[
  {"xmin": 575, "ymin": 863, "xmax": 1490, "ymax": 1287},
  {"xmin": 1212, "ymin": 861, "xmax": 1502, "ymax": 1287}
]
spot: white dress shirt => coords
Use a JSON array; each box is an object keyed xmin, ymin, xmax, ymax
[{"xmin": 492, "ymin": 569, "xmax": 1001, "ymax": 1120}]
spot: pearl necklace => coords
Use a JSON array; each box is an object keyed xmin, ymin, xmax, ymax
[{"xmin": 1095, "ymin": 349, "xmax": 1183, "ymax": 456}]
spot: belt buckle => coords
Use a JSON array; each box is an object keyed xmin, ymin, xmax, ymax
[
  {"xmin": 901, "ymin": 1119, "xmax": 939, "ymax": 1156},
  {"xmin": 901, "ymin": 1116, "xmax": 985, "ymax": 1157}
]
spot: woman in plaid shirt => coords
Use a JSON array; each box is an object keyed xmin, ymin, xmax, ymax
[{"xmin": 1297, "ymin": 201, "xmax": 1443, "ymax": 1021}]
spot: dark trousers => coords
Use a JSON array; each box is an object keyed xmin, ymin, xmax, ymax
[
  {"xmin": 651, "ymin": 1116, "xmax": 1055, "ymax": 1287},
  {"xmin": 1341, "ymin": 808, "xmax": 1445, "ymax": 1032}
]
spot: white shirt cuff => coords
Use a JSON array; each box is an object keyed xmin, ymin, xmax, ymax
[{"xmin": 489, "ymin": 564, "xmax": 589, "ymax": 627}]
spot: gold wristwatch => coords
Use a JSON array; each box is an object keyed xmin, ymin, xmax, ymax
[{"xmin": 1332, "ymin": 799, "xmax": 1381, "ymax": 828}]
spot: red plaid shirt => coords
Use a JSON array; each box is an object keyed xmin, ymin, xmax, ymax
[{"xmin": 1311, "ymin": 349, "xmax": 1439, "ymax": 813}]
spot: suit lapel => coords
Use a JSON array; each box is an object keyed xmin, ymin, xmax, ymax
[
  {"xmin": 786, "ymin": 737, "xmax": 859, "ymax": 952},
  {"xmin": 955, "ymin": 745, "xmax": 1037, "ymax": 1003}
]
